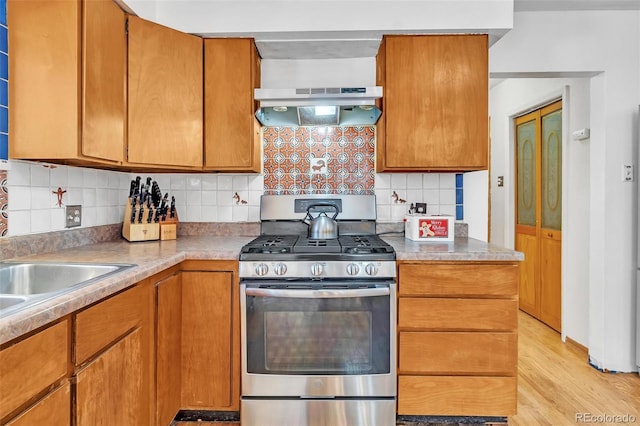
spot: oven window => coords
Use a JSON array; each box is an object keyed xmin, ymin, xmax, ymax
[{"xmin": 246, "ymin": 293, "xmax": 390, "ymax": 375}]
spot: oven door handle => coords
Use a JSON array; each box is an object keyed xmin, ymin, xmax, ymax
[{"xmin": 244, "ymin": 287, "xmax": 390, "ymax": 299}]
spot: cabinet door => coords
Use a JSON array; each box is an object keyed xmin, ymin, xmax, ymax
[
  {"xmin": 156, "ymin": 273, "xmax": 182, "ymax": 426},
  {"xmin": 76, "ymin": 328, "xmax": 146, "ymax": 426},
  {"xmin": 181, "ymin": 271, "xmax": 234, "ymax": 409},
  {"xmin": 378, "ymin": 35, "xmax": 488, "ymax": 171},
  {"xmin": 0, "ymin": 320, "xmax": 69, "ymax": 420},
  {"xmin": 74, "ymin": 282, "xmax": 154, "ymax": 425},
  {"xmin": 127, "ymin": 16, "xmax": 203, "ymax": 168},
  {"xmin": 82, "ymin": 0, "xmax": 126, "ymax": 162},
  {"xmin": 5, "ymin": 382, "xmax": 71, "ymax": 426},
  {"xmin": 8, "ymin": 0, "xmax": 80, "ymax": 160},
  {"xmin": 204, "ymin": 38, "xmax": 261, "ymax": 172}
]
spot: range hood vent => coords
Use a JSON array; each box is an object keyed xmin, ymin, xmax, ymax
[{"xmin": 255, "ymin": 87, "xmax": 382, "ymax": 127}]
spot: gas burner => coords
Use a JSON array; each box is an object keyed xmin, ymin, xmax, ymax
[{"xmin": 294, "ymin": 237, "xmax": 341, "ymax": 254}]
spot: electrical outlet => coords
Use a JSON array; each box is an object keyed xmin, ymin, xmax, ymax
[
  {"xmin": 66, "ymin": 205, "xmax": 82, "ymax": 228},
  {"xmin": 622, "ymin": 165, "xmax": 634, "ymax": 182}
]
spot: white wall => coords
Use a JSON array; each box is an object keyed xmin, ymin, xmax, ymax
[
  {"xmin": 489, "ymin": 10, "xmax": 640, "ymax": 371},
  {"xmin": 124, "ymin": 0, "xmax": 514, "ymax": 38},
  {"xmin": 489, "ymin": 77, "xmax": 591, "ymax": 348},
  {"xmin": 464, "ymin": 171, "xmax": 489, "ymax": 241}
]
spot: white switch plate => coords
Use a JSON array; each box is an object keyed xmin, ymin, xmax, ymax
[{"xmin": 622, "ymin": 164, "xmax": 634, "ymax": 182}]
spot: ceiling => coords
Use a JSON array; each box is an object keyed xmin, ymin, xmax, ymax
[
  {"xmin": 256, "ymin": 0, "xmax": 640, "ymax": 59},
  {"xmin": 120, "ymin": 0, "xmax": 639, "ymax": 60},
  {"xmin": 514, "ymin": 0, "xmax": 640, "ymax": 11}
]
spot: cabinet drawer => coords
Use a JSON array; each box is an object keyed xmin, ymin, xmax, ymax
[
  {"xmin": 399, "ymin": 298, "xmax": 517, "ymax": 331},
  {"xmin": 5, "ymin": 381, "xmax": 70, "ymax": 426},
  {"xmin": 0, "ymin": 320, "xmax": 69, "ymax": 420},
  {"xmin": 398, "ymin": 263, "xmax": 518, "ymax": 296},
  {"xmin": 75, "ymin": 283, "xmax": 150, "ymax": 365},
  {"xmin": 398, "ymin": 376, "xmax": 516, "ymax": 416},
  {"xmin": 399, "ymin": 331, "xmax": 517, "ymax": 375}
]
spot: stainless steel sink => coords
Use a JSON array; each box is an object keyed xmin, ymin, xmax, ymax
[
  {"xmin": 0, "ymin": 263, "xmax": 129, "ymax": 295},
  {"xmin": 0, "ymin": 262, "xmax": 135, "ymax": 317},
  {"xmin": 0, "ymin": 295, "xmax": 28, "ymax": 310}
]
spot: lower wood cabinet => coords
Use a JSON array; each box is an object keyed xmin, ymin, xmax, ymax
[
  {"xmin": 0, "ymin": 320, "xmax": 69, "ymax": 424},
  {"xmin": 76, "ymin": 328, "xmax": 146, "ymax": 425},
  {"xmin": 156, "ymin": 271, "xmax": 182, "ymax": 426},
  {"xmin": 398, "ymin": 376, "xmax": 517, "ymax": 416},
  {"xmin": 155, "ymin": 260, "xmax": 240, "ymax": 424},
  {"xmin": 5, "ymin": 382, "xmax": 71, "ymax": 426},
  {"xmin": 74, "ymin": 279, "xmax": 154, "ymax": 425},
  {"xmin": 397, "ymin": 262, "xmax": 519, "ymax": 417},
  {"xmin": 180, "ymin": 261, "xmax": 239, "ymax": 411}
]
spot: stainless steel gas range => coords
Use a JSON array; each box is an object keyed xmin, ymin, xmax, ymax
[{"xmin": 239, "ymin": 194, "xmax": 397, "ymax": 426}]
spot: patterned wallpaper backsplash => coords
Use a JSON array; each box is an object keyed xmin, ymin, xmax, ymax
[{"xmin": 263, "ymin": 126, "xmax": 375, "ymax": 195}]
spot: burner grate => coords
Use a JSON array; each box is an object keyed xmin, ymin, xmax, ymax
[{"xmin": 293, "ymin": 237, "xmax": 341, "ymax": 253}]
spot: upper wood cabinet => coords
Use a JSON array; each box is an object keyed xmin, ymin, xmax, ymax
[
  {"xmin": 127, "ymin": 16, "xmax": 203, "ymax": 169},
  {"xmin": 8, "ymin": 0, "xmax": 126, "ymax": 165},
  {"xmin": 204, "ymin": 38, "xmax": 262, "ymax": 172},
  {"xmin": 376, "ymin": 35, "xmax": 489, "ymax": 172}
]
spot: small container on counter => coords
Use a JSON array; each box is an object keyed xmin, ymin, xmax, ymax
[{"xmin": 404, "ymin": 214, "xmax": 454, "ymax": 242}]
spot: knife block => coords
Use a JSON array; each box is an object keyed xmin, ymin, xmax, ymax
[
  {"xmin": 159, "ymin": 213, "xmax": 178, "ymax": 241},
  {"xmin": 122, "ymin": 198, "xmax": 160, "ymax": 242}
]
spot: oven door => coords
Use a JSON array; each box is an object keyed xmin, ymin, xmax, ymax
[{"xmin": 240, "ymin": 280, "xmax": 396, "ymax": 398}]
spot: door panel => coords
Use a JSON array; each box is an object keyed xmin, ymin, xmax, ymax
[
  {"xmin": 516, "ymin": 119, "xmax": 537, "ymax": 228},
  {"xmin": 516, "ymin": 232, "xmax": 538, "ymax": 316},
  {"xmin": 514, "ymin": 100, "xmax": 562, "ymax": 331},
  {"xmin": 541, "ymin": 109, "xmax": 562, "ymax": 230},
  {"xmin": 540, "ymin": 232, "xmax": 562, "ymax": 331}
]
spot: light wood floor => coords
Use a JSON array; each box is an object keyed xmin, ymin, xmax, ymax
[{"xmin": 510, "ymin": 311, "xmax": 640, "ymax": 425}]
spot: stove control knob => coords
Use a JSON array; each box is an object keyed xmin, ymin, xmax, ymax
[
  {"xmin": 365, "ymin": 263, "xmax": 378, "ymax": 276},
  {"xmin": 255, "ymin": 263, "xmax": 269, "ymax": 276},
  {"xmin": 273, "ymin": 263, "xmax": 287, "ymax": 276},
  {"xmin": 310, "ymin": 263, "xmax": 324, "ymax": 276},
  {"xmin": 346, "ymin": 263, "xmax": 360, "ymax": 276}
]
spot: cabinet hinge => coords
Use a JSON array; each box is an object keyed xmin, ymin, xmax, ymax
[{"xmin": 125, "ymin": 18, "xmax": 129, "ymax": 35}]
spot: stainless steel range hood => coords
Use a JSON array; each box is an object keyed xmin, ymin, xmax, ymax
[{"xmin": 254, "ymin": 87, "xmax": 382, "ymax": 127}]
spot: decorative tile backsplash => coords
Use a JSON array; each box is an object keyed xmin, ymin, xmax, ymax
[
  {"xmin": 3, "ymin": 160, "xmax": 265, "ymax": 236},
  {"xmin": 374, "ymin": 172, "xmax": 463, "ymax": 221},
  {"xmin": 2, "ymin": 137, "xmax": 464, "ymax": 236},
  {"xmin": 0, "ymin": 170, "xmax": 7, "ymax": 236},
  {"xmin": 263, "ymin": 126, "xmax": 375, "ymax": 194}
]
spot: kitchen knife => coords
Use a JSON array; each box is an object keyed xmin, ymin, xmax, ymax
[
  {"xmin": 140, "ymin": 185, "xmax": 148, "ymax": 205},
  {"xmin": 134, "ymin": 176, "xmax": 141, "ymax": 195},
  {"xmin": 170, "ymin": 196, "xmax": 176, "ymax": 219},
  {"xmin": 130, "ymin": 197, "xmax": 137, "ymax": 224},
  {"xmin": 146, "ymin": 177, "xmax": 152, "ymax": 188},
  {"xmin": 138, "ymin": 203, "xmax": 144, "ymax": 224},
  {"xmin": 151, "ymin": 181, "xmax": 162, "ymax": 207},
  {"xmin": 129, "ymin": 180, "xmax": 137, "ymax": 198},
  {"xmin": 146, "ymin": 196, "xmax": 153, "ymax": 223}
]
